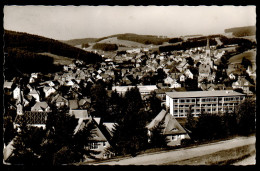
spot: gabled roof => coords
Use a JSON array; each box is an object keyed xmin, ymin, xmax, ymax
[
  {"xmin": 31, "ymin": 102, "xmax": 49, "ymax": 111},
  {"xmin": 69, "ymin": 109, "xmax": 89, "ymax": 119},
  {"xmin": 146, "ymin": 109, "xmax": 188, "ymax": 135},
  {"xmin": 74, "ymin": 117, "xmax": 108, "ymax": 142},
  {"xmin": 15, "ymin": 111, "xmax": 48, "ymax": 125}
]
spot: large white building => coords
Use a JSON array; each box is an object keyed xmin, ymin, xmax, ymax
[{"xmin": 166, "ymin": 90, "xmax": 245, "ymax": 117}]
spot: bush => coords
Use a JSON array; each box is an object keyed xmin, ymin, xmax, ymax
[{"xmin": 181, "ymin": 138, "xmax": 194, "ymax": 146}]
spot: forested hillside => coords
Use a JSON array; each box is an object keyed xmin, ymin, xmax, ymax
[
  {"xmin": 4, "ymin": 30, "xmax": 102, "ymax": 78},
  {"xmin": 225, "ymin": 26, "xmax": 256, "ymax": 37}
]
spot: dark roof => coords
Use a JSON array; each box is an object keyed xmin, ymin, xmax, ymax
[
  {"xmin": 15, "ymin": 111, "xmax": 48, "ymax": 125},
  {"xmin": 146, "ymin": 109, "xmax": 188, "ymax": 136}
]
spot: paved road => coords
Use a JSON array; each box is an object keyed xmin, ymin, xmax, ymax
[
  {"xmin": 92, "ymin": 136, "xmax": 255, "ymax": 165},
  {"xmin": 232, "ymin": 154, "xmax": 256, "ymax": 165}
]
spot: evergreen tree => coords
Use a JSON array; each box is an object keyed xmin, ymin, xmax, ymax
[
  {"xmin": 9, "ymin": 120, "xmax": 44, "ymax": 165},
  {"xmin": 149, "ymin": 121, "xmax": 168, "ymax": 148},
  {"xmin": 236, "ymin": 98, "xmax": 256, "ymax": 135},
  {"xmin": 147, "ymin": 91, "xmax": 162, "ymax": 121},
  {"xmin": 90, "ymin": 83, "xmax": 109, "ymax": 120},
  {"xmin": 185, "ymin": 106, "xmax": 197, "ymax": 135},
  {"xmin": 111, "ymin": 87, "xmax": 148, "ymax": 156}
]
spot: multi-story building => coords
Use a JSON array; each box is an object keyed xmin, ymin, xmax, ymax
[{"xmin": 166, "ymin": 90, "xmax": 245, "ymax": 117}]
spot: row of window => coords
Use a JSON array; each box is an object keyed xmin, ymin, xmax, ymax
[
  {"xmin": 173, "ymin": 96, "xmax": 243, "ymax": 103},
  {"xmin": 174, "ymin": 103, "xmax": 237, "ymax": 108},
  {"xmin": 173, "ymin": 107, "xmax": 235, "ymax": 114},
  {"xmin": 88, "ymin": 142, "xmax": 106, "ymax": 149}
]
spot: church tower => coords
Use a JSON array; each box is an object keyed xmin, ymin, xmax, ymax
[
  {"xmin": 205, "ymin": 38, "xmax": 210, "ymax": 57},
  {"xmin": 204, "ymin": 38, "xmax": 213, "ymax": 68}
]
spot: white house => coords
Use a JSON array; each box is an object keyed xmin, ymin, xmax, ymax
[
  {"xmin": 179, "ymin": 74, "xmax": 186, "ymax": 82},
  {"xmin": 13, "ymin": 86, "xmax": 21, "ymax": 99},
  {"xmin": 43, "ymin": 86, "xmax": 56, "ymax": 98},
  {"xmin": 184, "ymin": 69, "xmax": 194, "ymax": 79},
  {"xmin": 29, "ymin": 89, "xmax": 40, "ymax": 102}
]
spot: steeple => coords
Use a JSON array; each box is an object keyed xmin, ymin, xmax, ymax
[
  {"xmin": 206, "ymin": 38, "xmax": 210, "ymax": 50},
  {"xmin": 205, "ymin": 38, "xmax": 210, "ymax": 57}
]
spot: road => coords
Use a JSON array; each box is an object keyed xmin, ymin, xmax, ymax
[
  {"xmin": 232, "ymin": 153, "xmax": 256, "ymax": 165},
  {"xmin": 91, "ymin": 136, "xmax": 255, "ymax": 165}
]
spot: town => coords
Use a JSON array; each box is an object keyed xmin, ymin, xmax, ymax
[
  {"xmin": 3, "ymin": 6, "xmax": 256, "ymax": 166},
  {"xmin": 3, "ymin": 33, "xmax": 256, "ymax": 165}
]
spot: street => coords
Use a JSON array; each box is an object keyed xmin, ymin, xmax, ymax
[{"xmin": 90, "ymin": 136, "xmax": 255, "ymax": 165}]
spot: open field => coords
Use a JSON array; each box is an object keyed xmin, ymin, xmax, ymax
[
  {"xmin": 98, "ymin": 37, "xmax": 147, "ymax": 48},
  {"xmin": 38, "ymin": 52, "xmax": 74, "ymax": 65},
  {"xmin": 228, "ymin": 49, "xmax": 256, "ymax": 64}
]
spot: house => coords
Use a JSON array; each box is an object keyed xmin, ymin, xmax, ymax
[
  {"xmin": 4, "ymin": 81, "xmax": 14, "ymax": 89},
  {"xmin": 232, "ymin": 76, "xmax": 253, "ymax": 94},
  {"xmin": 43, "ymin": 86, "xmax": 56, "ymax": 98},
  {"xmin": 13, "ymin": 86, "xmax": 21, "ymax": 99},
  {"xmin": 52, "ymin": 94, "xmax": 69, "ymax": 107},
  {"xmin": 69, "ymin": 99, "xmax": 79, "ymax": 110},
  {"xmin": 184, "ymin": 69, "xmax": 194, "ymax": 79},
  {"xmin": 29, "ymin": 89, "xmax": 41, "ymax": 102},
  {"xmin": 73, "ymin": 115, "xmax": 114, "ymax": 160},
  {"xmin": 79, "ymin": 98, "xmax": 91, "ymax": 109},
  {"xmin": 31, "ymin": 102, "xmax": 51, "ymax": 112},
  {"xmin": 146, "ymin": 109, "xmax": 191, "ymax": 146},
  {"xmin": 14, "ymin": 111, "xmax": 48, "ymax": 129},
  {"xmin": 179, "ymin": 74, "xmax": 186, "ymax": 82}
]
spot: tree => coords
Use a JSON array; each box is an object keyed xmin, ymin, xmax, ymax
[
  {"xmin": 241, "ymin": 57, "xmax": 252, "ymax": 69},
  {"xmin": 8, "ymin": 121, "xmax": 45, "ymax": 165},
  {"xmin": 90, "ymin": 83, "xmax": 109, "ymax": 120},
  {"xmin": 193, "ymin": 113, "xmax": 224, "ymax": 141},
  {"xmin": 111, "ymin": 87, "xmax": 148, "ymax": 156},
  {"xmin": 149, "ymin": 121, "xmax": 168, "ymax": 148},
  {"xmin": 236, "ymin": 98, "xmax": 256, "ymax": 135},
  {"xmin": 147, "ymin": 91, "xmax": 162, "ymax": 121},
  {"xmin": 185, "ymin": 106, "xmax": 197, "ymax": 135}
]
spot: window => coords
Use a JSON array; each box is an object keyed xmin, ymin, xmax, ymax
[
  {"xmin": 172, "ymin": 135, "xmax": 177, "ymax": 141},
  {"xmin": 103, "ymin": 142, "xmax": 106, "ymax": 146},
  {"xmin": 192, "ymin": 99, "xmax": 195, "ymax": 102},
  {"xmin": 186, "ymin": 99, "xmax": 190, "ymax": 103},
  {"xmin": 89, "ymin": 142, "xmax": 99, "ymax": 149},
  {"xmin": 180, "ymin": 99, "xmax": 185, "ymax": 103},
  {"xmin": 174, "ymin": 99, "xmax": 178, "ymax": 103}
]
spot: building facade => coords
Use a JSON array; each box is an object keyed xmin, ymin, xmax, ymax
[{"xmin": 166, "ymin": 90, "xmax": 245, "ymax": 117}]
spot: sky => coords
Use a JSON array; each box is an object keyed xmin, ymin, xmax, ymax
[{"xmin": 4, "ymin": 6, "xmax": 256, "ymax": 40}]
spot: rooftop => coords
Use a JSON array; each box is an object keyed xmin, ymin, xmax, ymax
[{"xmin": 166, "ymin": 90, "xmax": 244, "ymax": 98}]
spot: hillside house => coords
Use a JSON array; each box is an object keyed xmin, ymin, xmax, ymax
[{"xmin": 146, "ymin": 109, "xmax": 190, "ymax": 146}]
